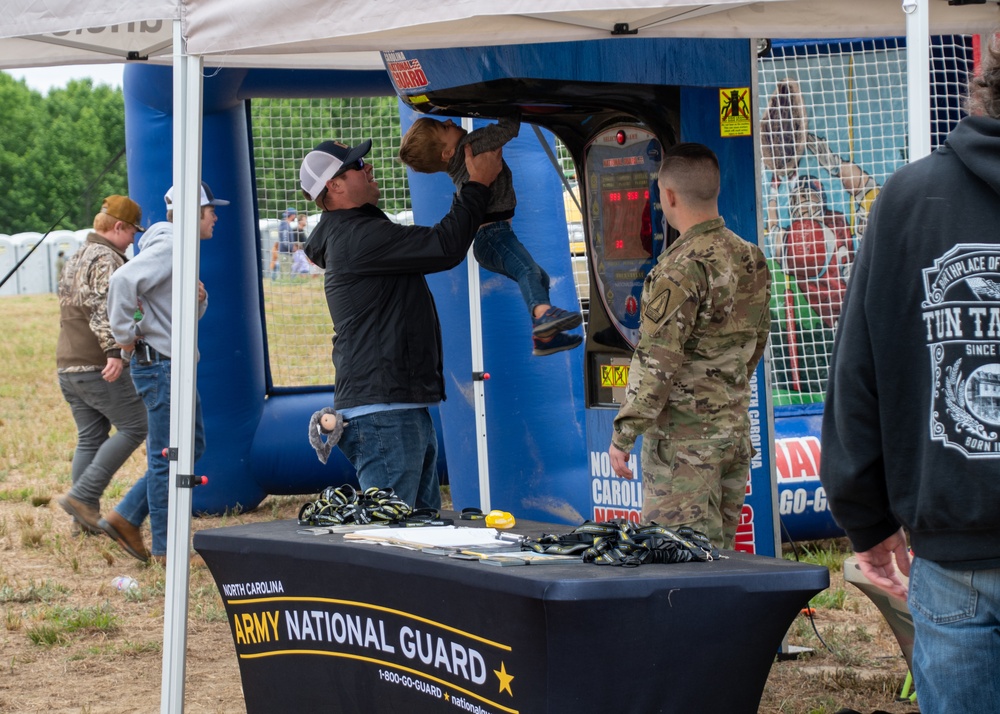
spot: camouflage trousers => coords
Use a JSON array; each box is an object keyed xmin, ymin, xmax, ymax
[{"xmin": 640, "ymin": 434, "xmax": 751, "ymax": 550}]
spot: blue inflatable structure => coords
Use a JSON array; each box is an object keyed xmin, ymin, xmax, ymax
[
  {"xmin": 123, "ymin": 65, "xmax": 393, "ymax": 513},
  {"xmin": 123, "ymin": 38, "xmax": 856, "ymax": 549}
]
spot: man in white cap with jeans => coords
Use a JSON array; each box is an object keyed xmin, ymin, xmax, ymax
[
  {"xmin": 101, "ymin": 180, "xmax": 228, "ymax": 564},
  {"xmin": 302, "ymin": 137, "xmax": 501, "ymax": 509}
]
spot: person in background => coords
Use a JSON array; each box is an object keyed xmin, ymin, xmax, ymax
[
  {"xmin": 102, "ymin": 181, "xmax": 228, "ymax": 565},
  {"xmin": 302, "ymin": 137, "xmax": 501, "ymax": 508},
  {"xmin": 274, "ymin": 207, "xmax": 297, "ymax": 279},
  {"xmin": 820, "ymin": 40, "xmax": 1000, "ymax": 714},
  {"xmin": 295, "ymin": 212, "xmax": 310, "ymax": 243},
  {"xmin": 608, "ymin": 143, "xmax": 771, "ymax": 550},
  {"xmin": 268, "ymin": 240, "xmax": 279, "ymax": 279},
  {"xmin": 399, "ymin": 114, "xmax": 583, "ymax": 356},
  {"xmin": 291, "ymin": 243, "xmax": 312, "ymax": 276},
  {"xmin": 56, "ymin": 196, "xmax": 148, "ymax": 537}
]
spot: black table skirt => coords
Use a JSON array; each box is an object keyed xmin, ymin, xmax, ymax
[{"xmin": 194, "ymin": 516, "xmax": 828, "ymax": 714}]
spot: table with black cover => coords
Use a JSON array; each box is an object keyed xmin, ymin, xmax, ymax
[{"xmin": 193, "ymin": 516, "xmax": 828, "ymax": 714}]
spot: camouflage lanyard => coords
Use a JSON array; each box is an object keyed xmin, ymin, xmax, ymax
[
  {"xmin": 521, "ymin": 520, "xmax": 723, "ymax": 567},
  {"xmin": 297, "ymin": 484, "xmax": 439, "ymax": 527}
]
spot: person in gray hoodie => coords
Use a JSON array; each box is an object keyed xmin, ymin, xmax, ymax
[
  {"xmin": 820, "ymin": 40, "xmax": 1000, "ymax": 714},
  {"xmin": 100, "ymin": 181, "xmax": 228, "ymax": 564}
]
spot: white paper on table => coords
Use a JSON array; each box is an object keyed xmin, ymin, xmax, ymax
[{"xmin": 343, "ymin": 525, "xmax": 502, "ymax": 548}]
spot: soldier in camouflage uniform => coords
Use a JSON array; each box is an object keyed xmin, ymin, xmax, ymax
[
  {"xmin": 609, "ymin": 143, "xmax": 771, "ymax": 549},
  {"xmin": 56, "ymin": 196, "xmax": 148, "ymax": 537}
]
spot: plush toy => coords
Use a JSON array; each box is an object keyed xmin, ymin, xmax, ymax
[{"xmin": 308, "ymin": 407, "xmax": 347, "ymax": 464}]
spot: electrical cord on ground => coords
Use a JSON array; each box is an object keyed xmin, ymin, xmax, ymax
[
  {"xmin": 0, "ymin": 145, "xmax": 126, "ymax": 291},
  {"xmin": 780, "ymin": 516, "xmax": 837, "ymax": 656}
]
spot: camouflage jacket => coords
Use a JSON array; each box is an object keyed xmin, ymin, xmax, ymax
[
  {"xmin": 56, "ymin": 233, "xmax": 127, "ymax": 372},
  {"xmin": 612, "ymin": 217, "xmax": 771, "ymax": 450}
]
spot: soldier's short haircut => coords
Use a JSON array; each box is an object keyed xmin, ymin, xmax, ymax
[{"xmin": 659, "ymin": 142, "xmax": 720, "ymax": 204}]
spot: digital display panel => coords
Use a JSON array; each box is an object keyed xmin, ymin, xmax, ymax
[
  {"xmin": 600, "ymin": 171, "xmax": 652, "ymax": 261},
  {"xmin": 583, "ymin": 125, "xmax": 664, "ymax": 352}
]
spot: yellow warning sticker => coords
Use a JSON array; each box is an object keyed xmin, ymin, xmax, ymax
[
  {"xmin": 601, "ymin": 364, "xmax": 630, "ymax": 388},
  {"xmin": 719, "ymin": 88, "xmax": 751, "ymax": 137}
]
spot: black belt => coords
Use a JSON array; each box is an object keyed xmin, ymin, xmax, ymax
[
  {"xmin": 148, "ymin": 346, "xmax": 169, "ymax": 361},
  {"xmin": 133, "ymin": 340, "xmax": 170, "ymax": 364}
]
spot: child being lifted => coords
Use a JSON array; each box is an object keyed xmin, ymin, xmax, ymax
[{"xmin": 399, "ymin": 113, "xmax": 582, "ymax": 356}]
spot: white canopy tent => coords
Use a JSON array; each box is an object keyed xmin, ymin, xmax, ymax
[
  {"xmin": 2, "ymin": 1, "xmax": 997, "ymax": 711},
  {"xmin": 4, "ymin": 0, "xmax": 999, "ymax": 66}
]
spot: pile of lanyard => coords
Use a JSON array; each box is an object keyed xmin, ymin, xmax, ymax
[
  {"xmin": 521, "ymin": 520, "xmax": 723, "ymax": 566},
  {"xmin": 297, "ymin": 485, "xmax": 435, "ymax": 527}
]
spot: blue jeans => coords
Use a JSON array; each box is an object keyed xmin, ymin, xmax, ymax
[
  {"xmin": 114, "ymin": 357, "xmax": 205, "ymax": 557},
  {"xmin": 473, "ymin": 221, "xmax": 550, "ymax": 315},
  {"xmin": 337, "ymin": 407, "xmax": 441, "ymax": 510},
  {"xmin": 58, "ymin": 370, "xmax": 148, "ymax": 507},
  {"xmin": 909, "ymin": 557, "xmax": 1000, "ymax": 713}
]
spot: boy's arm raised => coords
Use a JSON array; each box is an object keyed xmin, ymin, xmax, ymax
[{"xmin": 467, "ymin": 113, "xmax": 521, "ymax": 153}]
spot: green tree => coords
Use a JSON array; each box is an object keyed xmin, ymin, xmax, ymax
[
  {"xmin": 0, "ymin": 75, "xmax": 127, "ymax": 235},
  {"xmin": 0, "ymin": 74, "xmax": 46, "ymax": 235}
]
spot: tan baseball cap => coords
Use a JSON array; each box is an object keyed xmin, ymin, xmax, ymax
[{"xmin": 101, "ymin": 195, "xmax": 144, "ymax": 232}]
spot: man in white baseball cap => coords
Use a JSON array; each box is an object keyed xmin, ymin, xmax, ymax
[
  {"xmin": 300, "ymin": 139, "xmax": 374, "ymax": 202},
  {"xmin": 164, "ymin": 180, "xmax": 231, "ymax": 210},
  {"xmin": 302, "ymin": 136, "xmax": 502, "ymax": 510},
  {"xmin": 100, "ymin": 179, "xmax": 228, "ymax": 565}
]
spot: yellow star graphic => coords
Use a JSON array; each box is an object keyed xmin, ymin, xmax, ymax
[
  {"xmin": 494, "ymin": 661, "xmax": 514, "ymax": 696},
  {"xmin": 444, "ymin": 692, "xmax": 450, "ymax": 702}
]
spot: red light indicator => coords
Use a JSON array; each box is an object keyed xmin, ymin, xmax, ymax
[
  {"xmin": 615, "ymin": 240, "xmax": 624, "ymax": 250},
  {"xmin": 616, "ymin": 130, "xmax": 627, "ymax": 145}
]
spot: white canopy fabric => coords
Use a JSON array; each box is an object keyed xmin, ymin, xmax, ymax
[
  {"xmin": 0, "ymin": 1, "xmax": 173, "ymax": 67},
  {"xmin": 0, "ymin": 0, "xmax": 381, "ymax": 70},
  {"xmin": 185, "ymin": 0, "xmax": 1000, "ymax": 59},
  {"xmin": 3, "ymin": 0, "xmax": 999, "ymax": 70}
]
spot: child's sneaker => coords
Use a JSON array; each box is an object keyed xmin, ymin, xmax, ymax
[
  {"xmin": 532, "ymin": 331, "xmax": 583, "ymax": 356},
  {"xmin": 532, "ymin": 306, "xmax": 583, "ymax": 337}
]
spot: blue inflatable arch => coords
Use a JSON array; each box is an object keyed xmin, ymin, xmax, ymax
[
  {"xmin": 124, "ymin": 64, "xmax": 399, "ymax": 514},
  {"xmin": 124, "ymin": 62, "xmax": 585, "ymax": 520},
  {"xmin": 126, "ymin": 40, "xmax": 884, "ymax": 541}
]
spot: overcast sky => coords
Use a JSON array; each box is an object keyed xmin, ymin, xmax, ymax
[{"xmin": 3, "ymin": 64, "xmax": 124, "ymax": 94}]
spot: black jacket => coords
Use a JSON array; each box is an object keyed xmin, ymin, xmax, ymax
[
  {"xmin": 304, "ymin": 182, "xmax": 490, "ymax": 410},
  {"xmin": 820, "ymin": 116, "xmax": 1000, "ymax": 567}
]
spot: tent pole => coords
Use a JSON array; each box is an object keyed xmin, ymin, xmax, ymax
[
  {"xmin": 161, "ymin": 17, "xmax": 204, "ymax": 714},
  {"xmin": 904, "ymin": 0, "xmax": 931, "ymax": 161},
  {"xmin": 464, "ymin": 116, "xmax": 491, "ymax": 513}
]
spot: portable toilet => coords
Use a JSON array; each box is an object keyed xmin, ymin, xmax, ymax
[
  {"xmin": 11, "ymin": 233, "xmax": 49, "ymax": 295},
  {"xmin": 46, "ymin": 230, "xmax": 83, "ymax": 292},
  {"xmin": 0, "ymin": 234, "xmax": 18, "ymax": 296}
]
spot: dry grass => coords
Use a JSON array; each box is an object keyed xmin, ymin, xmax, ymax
[{"xmin": 0, "ymin": 294, "xmax": 918, "ymax": 713}]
